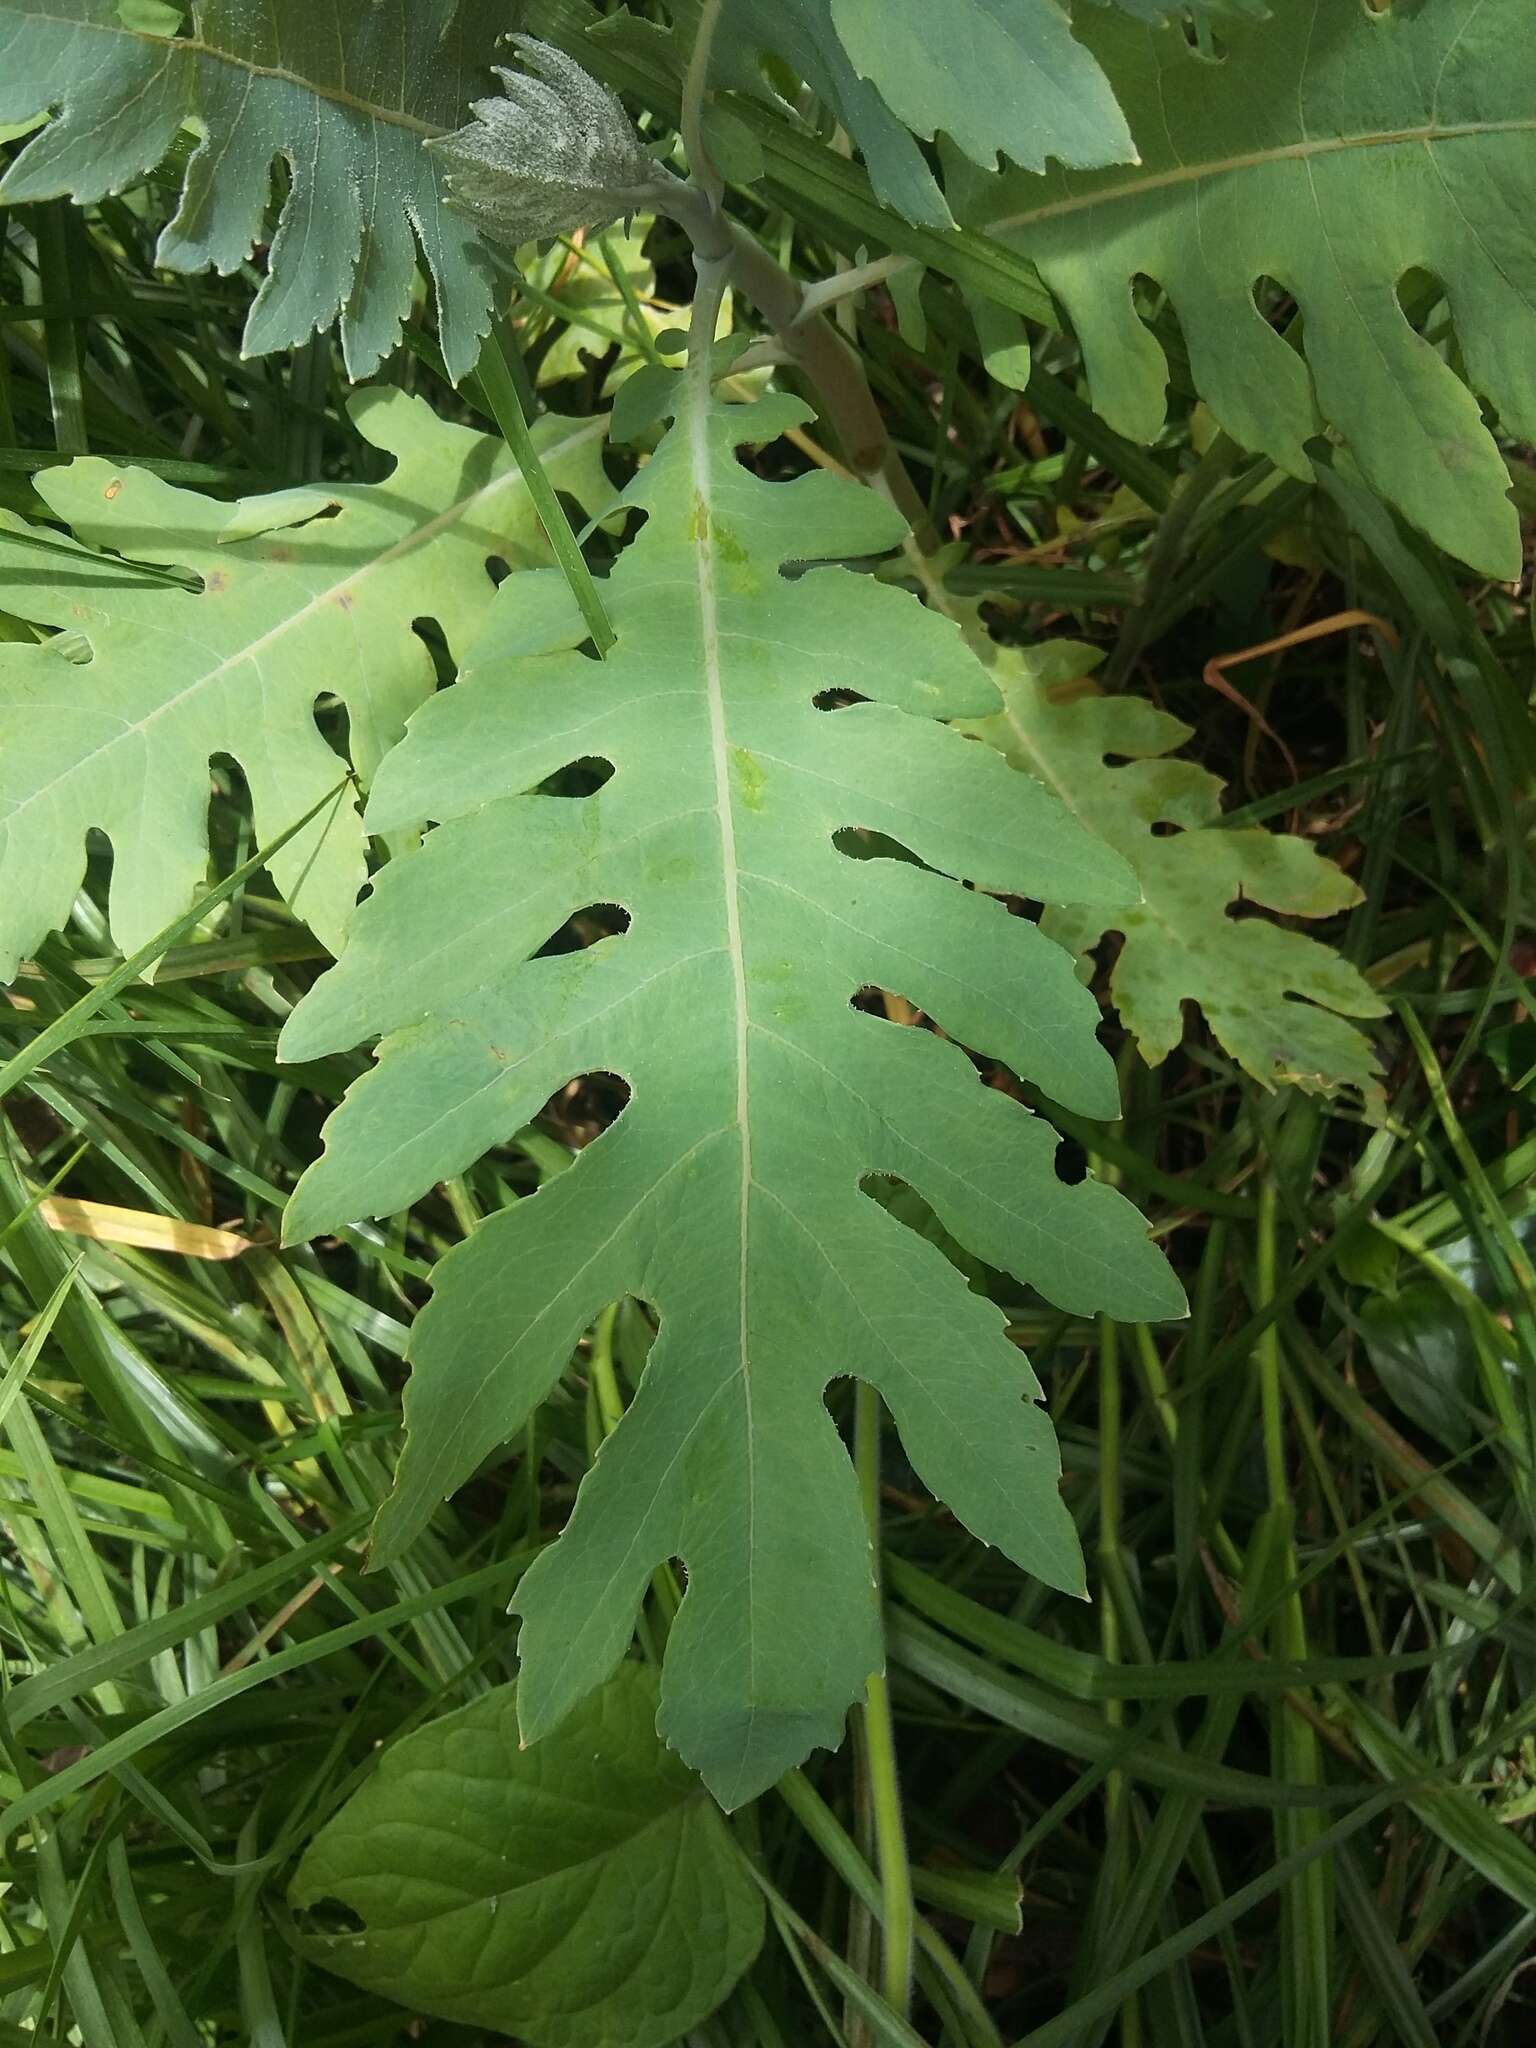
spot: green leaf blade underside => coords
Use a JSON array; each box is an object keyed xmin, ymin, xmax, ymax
[
  {"xmin": 826, "ymin": 0, "xmax": 1136, "ymax": 177},
  {"xmin": 954, "ymin": 0, "xmax": 1536, "ymax": 577},
  {"xmin": 290, "ymin": 1665, "xmax": 764, "ymax": 2046},
  {"xmin": 704, "ymin": 0, "xmax": 1136, "ymax": 227},
  {"xmin": 0, "ymin": 391, "xmax": 609, "ymax": 975},
  {"xmin": 964, "ymin": 642, "xmax": 1387, "ymax": 1111},
  {"xmin": 0, "ymin": 0, "xmax": 508, "ymax": 377},
  {"xmin": 600, "ymin": 0, "xmax": 957, "ymax": 231},
  {"xmin": 281, "ymin": 378, "xmax": 1183, "ymax": 1805}
]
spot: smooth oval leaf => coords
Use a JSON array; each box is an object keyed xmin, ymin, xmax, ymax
[
  {"xmin": 290, "ymin": 1663, "xmax": 764, "ymax": 2046},
  {"xmin": 1360, "ymin": 1288, "xmax": 1481, "ymax": 1456}
]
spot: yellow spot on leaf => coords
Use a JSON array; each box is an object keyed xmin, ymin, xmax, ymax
[{"xmin": 730, "ymin": 745, "xmax": 766, "ymax": 811}]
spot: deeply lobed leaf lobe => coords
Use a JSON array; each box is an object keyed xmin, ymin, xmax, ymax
[
  {"xmin": 0, "ymin": 389, "xmax": 609, "ymax": 975},
  {"xmin": 953, "ymin": 0, "xmax": 1536, "ymax": 576}
]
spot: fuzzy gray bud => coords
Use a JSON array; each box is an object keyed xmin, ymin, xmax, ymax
[{"xmin": 429, "ymin": 37, "xmax": 656, "ymax": 248}]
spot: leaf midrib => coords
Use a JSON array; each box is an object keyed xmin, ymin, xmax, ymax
[
  {"xmin": 687, "ymin": 352, "xmax": 761, "ymax": 1728},
  {"xmin": 5, "ymin": 6, "xmax": 450, "ymax": 138},
  {"xmin": 985, "ymin": 118, "xmax": 1536, "ymax": 238}
]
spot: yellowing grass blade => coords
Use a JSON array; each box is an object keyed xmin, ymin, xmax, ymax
[{"xmin": 38, "ymin": 1199, "xmax": 253, "ymax": 1262}]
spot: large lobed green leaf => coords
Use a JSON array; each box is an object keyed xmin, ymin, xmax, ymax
[
  {"xmin": 588, "ymin": 0, "xmax": 962, "ymax": 231},
  {"xmin": 963, "ymin": 641, "xmax": 1386, "ymax": 1110},
  {"xmin": 619, "ymin": 0, "xmax": 1143, "ymax": 234},
  {"xmin": 281, "ymin": 368, "xmax": 1183, "ymax": 1805},
  {"xmin": 821, "ymin": 0, "xmax": 1134, "ymax": 177},
  {"xmin": 0, "ymin": 0, "xmax": 507, "ymax": 377},
  {"xmin": 0, "ymin": 390, "xmax": 608, "ymax": 975},
  {"xmin": 952, "ymin": 0, "xmax": 1536, "ymax": 577},
  {"xmin": 592, "ymin": 0, "xmax": 1262, "ymax": 238},
  {"xmin": 732, "ymin": 0, "xmax": 1267, "ymax": 214},
  {"xmin": 291, "ymin": 1664, "xmax": 763, "ymax": 2045}
]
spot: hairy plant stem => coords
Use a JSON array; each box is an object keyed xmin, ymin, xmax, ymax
[
  {"xmin": 472, "ymin": 322, "xmax": 616, "ymax": 655},
  {"xmin": 670, "ymin": 0, "xmax": 903, "ymax": 510},
  {"xmin": 798, "ymin": 253, "xmax": 912, "ymax": 325},
  {"xmin": 643, "ymin": 13, "xmax": 934, "ymax": 527},
  {"xmin": 852, "ymin": 1383, "xmax": 915, "ymax": 2022},
  {"xmin": 653, "ymin": 170, "xmax": 927, "ymax": 528},
  {"xmin": 680, "ymin": 0, "xmax": 726, "ymax": 215}
]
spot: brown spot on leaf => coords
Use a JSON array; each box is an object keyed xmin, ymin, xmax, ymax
[{"xmin": 103, "ymin": 478, "xmax": 123, "ymax": 501}]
